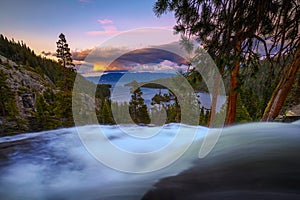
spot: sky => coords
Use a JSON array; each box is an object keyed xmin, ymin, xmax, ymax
[
  {"xmin": 0, "ymin": 0, "xmax": 176, "ymax": 53},
  {"xmin": 0, "ymin": 0, "xmax": 196, "ymax": 74}
]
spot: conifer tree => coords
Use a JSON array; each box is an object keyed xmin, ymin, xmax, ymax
[
  {"xmin": 0, "ymin": 70, "xmax": 9, "ymax": 116},
  {"xmin": 100, "ymin": 99, "xmax": 114, "ymax": 124},
  {"xmin": 199, "ymin": 106, "xmax": 206, "ymax": 126},
  {"xmin": 56, "ymin": 33, "xmax": 75, "ymax": 91},
  {"xmin": 129, "ymin": 88, "xmax": 150, "ymax": 124},
  {"xmin": 35, "ymin": 95, "xmax": 49, "ymax": 128}
]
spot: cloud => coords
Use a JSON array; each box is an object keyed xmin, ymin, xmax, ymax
[
  {"xmin": 160, "ymin": 60, "xmax": 177, "ymax": 67},
  {"xmin": 73, "ymin": 43, "xmax": 190, "ymax": 74},
  {"xmin": 157, "ymin": 60, "xmax": 188, "ymax": 71},
  {"xmin": 72, "ymin": 48, "xmax": 94, "ymax": 61},
  {"xmin": 118, "ymin": 48, "xmax": 187, "ymax": 65},
  {"xmin": 86, "ymin": 26, "xmax": 119, "ymax": 36},
  {"xmin": 97, "ymin": 19, "xmax": 113, "ymax": 25},
  {"xmin": 79, "ymin": 0, "xmax": 91, "ymax": 3},
  {"xmin": 41, "ymin": 51, "xmax": 56, "ymax": 57},
  {"xmin": 73, "ymin": 46, "xmax": 130, "ymax": 73},
  {"xmin": 39, "ymin": 41, "xmax": 190, "ymax": 75},
  {"xmin": 87, "ymin": 18, "xmax": 117, "ymax": 36},
  {"xmin": 106, "ymin": 48, "xmax": 188, "ymax": 72}
]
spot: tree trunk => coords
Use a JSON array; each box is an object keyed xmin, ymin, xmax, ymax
[
  {"xmin": 294, "ymin": 70, "xmax": 300, "ymax": 105},
  {"xmin": 63, "ymin": 60, "xmax": 68, "ymax": 92},
  {"xmin": 225, "ymin": 59, "xmax": 240, "ymax": 125},
  {"xmin": 1, "ymin": 102, "xmax": 5, "ymax": 117},
  {"xmin": 175, "ymin": 100, "xmax": 180, "ymax": 123},
  {"xmin": 209, "ymin": 73, "xmax": 221, "ymax": 127},
  {"xmin": 261, "ymin": 47, "xmax": 300, "ymax": 121},
  {"xmin": 225, "ymin": 39, "xmax": 242, "ymax": 125}
]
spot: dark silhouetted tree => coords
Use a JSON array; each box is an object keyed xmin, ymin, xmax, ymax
[
  {"xmin": 129, "ymin": 88, "xmax": 150, "ymax": 124},
  {"xmin": 260, "ymin": 0, "xmax": 300, "ymax": 121},
  {"xmin": 0, "ymin": 70, "xmax": 9, "ymax": 117},
  {"xmin": 153, "ymin": 0, "xmax": 284, "ymax": 125},
  {"xmin": 56, "ymin": 33, "xmax": 75, "ymax": 91}
]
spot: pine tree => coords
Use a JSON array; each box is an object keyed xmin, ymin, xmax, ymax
[
  {"xmin": 205, "ymin": 109, "xmax": 210, "ymax": 125},
  {"xmin": 53, "ymin": 91, "xmax": 74, "ymax": 126},
  {"xmin": 0, "ymin": 70, "xmax": 9, "ymax": 116},
  {"xmin": 199, "ymin": 106, "xmax": 206, "ymax": 126},
  {"xmin": 100, "ymin": 99, "xmax": 114, "ymax": 124},
  {"xmin": 56, "ymin": 33, "xmax": 75, "ymax": 91},
  {"xmin": 33, "ymin": 94, "xmax": 61, "ymax": 130},
  {"xmin": 235, "ymin": 94, "xmax": 252, "ymax": 123},
  {"xmin": 35, "ymin": 94, "xmax": 48, "ymax": 128},
  {"xmin": 129, "ymin": 88, "xmax": 150, "ymax": 124}
]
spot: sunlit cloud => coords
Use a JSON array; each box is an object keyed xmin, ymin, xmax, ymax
[
  {"xmin": 157, "ymin": 60, "xmax": 188, "ymax": 71},
  {"xmin": 160, "ymin": 60, "xmax": 177, "ymax": 67},
  {"xmin": 39, "ymin": 42, "xmax": 189, "ymax": 75},
  {"xmin": 40, "ymin": 51, "xmax": 58, "ymax": 61},
  {"xmin": 73, "ymin": 46, "xmax": 129, "ymax": 62},
  {"xmin": 41, "ymin": 51, "xmax": 55, "ymax": 57},
  {"xmin": 93, "ymin": 63, "xmax": 106, "ymax": 71},
  {"xmin": 86, "ymin": 26, "xmax": 119, "ymax": 36},
  {"xmin": 74, "ymin": 46, "xmax": 130, "ymax": 73},
  {"xmin": 72, "ymin": 48, "xmax": 94, "ymax": 61},
  {"xmin": 74, "ymin": 45, "xmax": 188, "ymax": 75},
  {"xmin": 97, "ymin": 19, "xmax": 113, "ymax": 25}
]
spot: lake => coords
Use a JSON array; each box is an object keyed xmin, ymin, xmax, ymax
[{"xmin": 85, "ymin": 71, "xmax": 226, "ymax": 110}]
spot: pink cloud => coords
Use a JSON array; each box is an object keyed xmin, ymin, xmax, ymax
[
  {"xmin": 86, "ymin": 26, "xmax": 119, "ymax": 36},
  {"xmin": 79, "ymin": 0, "xmax": 91, "ymax": 2},
  {"xmin": 160, "ymin": 60, "xmax": 177, "ymax": 67},
  {"xmin": 97, "ymin": 19, "xmax": 113, "ymax": 25},
  {"xmin": 157, "ymin": 60, "xmax": 188, "ymax": 71}
]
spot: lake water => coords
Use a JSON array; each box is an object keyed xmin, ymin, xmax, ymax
[{"xmin": 85, "ymin": 71, "xmax": 226, "ymax": 110}]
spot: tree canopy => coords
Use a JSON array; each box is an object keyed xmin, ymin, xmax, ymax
[
  {"xmin": 56, "ymin": 33, "xmax": 75, "ymax": 69},
  {"xmin": 154, "ymin": 0, "xmax": 300, "ymax": 123}
]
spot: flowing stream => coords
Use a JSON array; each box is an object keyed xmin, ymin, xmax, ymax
[
  {"xmin": 0, "ymin": 124, "xmax": 207, "ymax": 200},
  {"xmin": 0, "ymin": 121, "xmax": 300, "ymax": 200}
]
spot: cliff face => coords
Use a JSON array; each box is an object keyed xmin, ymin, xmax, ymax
[
  {"xmin": 0, "ymin": 50, "xmax": 113, "ymax": 136},
  {"xmin": 0, "ymin": 55, "xmax": 54, "ymax": 135}
]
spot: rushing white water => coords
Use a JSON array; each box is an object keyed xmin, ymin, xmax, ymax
[
  {"xmin": 0, "ymin": 124, "xmax": 207, "ymax": 200},
  {"xmin": 0, "ymin": 122, "xmax": 300, "ymax": 200}
]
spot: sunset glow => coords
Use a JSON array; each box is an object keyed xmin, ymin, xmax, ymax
[
  {"xmin": 0, "ymin": 0, "xmax": 176, "ymax": 58},
  {"xmin": 93, "ymin": 63, "xmax": 106, "ymax": 71}
]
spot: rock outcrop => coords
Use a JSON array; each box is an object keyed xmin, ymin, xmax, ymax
[{"xmin": 0, "ymin": 55, "xmax": 54, "ymax": 134}]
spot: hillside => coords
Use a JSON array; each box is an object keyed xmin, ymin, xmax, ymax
[
  {"xmin": 0, "ymin": 35, "xmax": 93, "ymax": 136},
  {"xmin": 0, "ymin": 54, "xmax": 76, "ymax": 135},
  {"xmin": 0, "ymin": 34, "xmax": 118, "ymax": 136},
  {"xmin": 0, "ymin": 55, "xmax": 53, "ymax": 131},
  {"xmin": 1, "ymin": 33, "xmax": 299, "ymax": 136}
]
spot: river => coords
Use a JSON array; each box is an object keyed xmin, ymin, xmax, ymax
[{"xmin": 1, "ymin": 121, "xmax": 300, "ymax": 199}]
